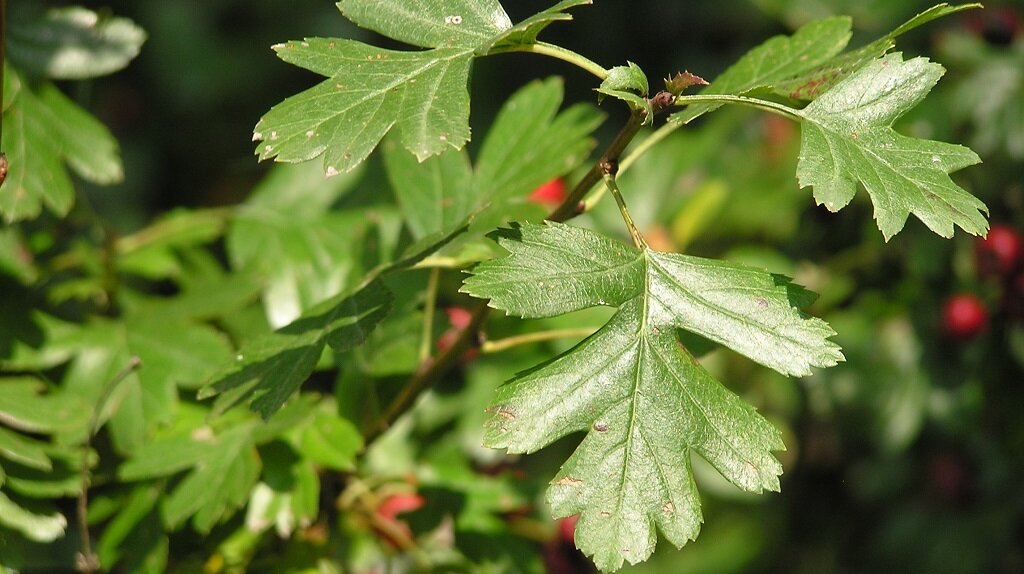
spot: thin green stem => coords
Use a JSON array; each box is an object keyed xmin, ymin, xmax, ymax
[
  {"xmin": 603, "ymin": 171, "xmax": 646, "ymax": 249},
  {"xmin": 481, "ymin": 328, "xmax": 597, "ymax": 354},
  {"xmin": 486, "ymin": 41, "xmax": 608, "ymax": 81},
  {"xmin": 673, "ymin": 94, "xmax": 802, "ymax": 121},
  {"xmin": 419, "ymin": 268, "xmax": 440, "ymax": 362},
  {"xmin": 586, "ymin": 94, "xmax": 801, "ymax": 214},
  {"xmin": 77, "ymin": 356, "xmax": 141, "ymax": 574}
]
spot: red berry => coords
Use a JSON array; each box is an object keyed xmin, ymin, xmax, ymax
[
  {"xmin": 445, "ymin": 306, "xmax": 473, "ymax": 330},
  {"xmin": 436, "ymin": 307, "xmax": 479, "ymax": 362},
  {"xmin": 557, "ymin": 514, "xmax": 579, "ymax": 543},
  {"xmin": 528, "ymin": 178, "xmax": 567, "ymax": 205},
  {"xmin": 941, "ymin": 294, "xmax": 988, "ymax": 340},
  {"xmin": 975, "ymin": 224, "xmax": 1022, "ymax": 277},
  {"xmin": 376, "ymin": 494, "xmax": 424, "ymax": 520}
]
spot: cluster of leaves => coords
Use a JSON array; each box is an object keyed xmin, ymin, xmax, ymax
[{"xmin": 0, "ymin": 1, "xmax": 992, "ymax": 573}]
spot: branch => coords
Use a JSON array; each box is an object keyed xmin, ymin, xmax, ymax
[{"xmin": 486, "ymin": 41, "xmax": 608, "ymax": 81}]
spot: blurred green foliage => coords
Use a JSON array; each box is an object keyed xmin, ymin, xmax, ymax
[{"xmin": 2, "ymin": 1, "xmax": 1022, "ymax": 573}]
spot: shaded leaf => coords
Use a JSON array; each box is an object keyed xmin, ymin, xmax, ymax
[
  {"xmin": 795, "ymin": 53, "xmax": 986, "ymax": 239},
  {"xmin": 163, "ymin": 432, "xmax": 260, "ymax": 532},
  {"xmin": 7, "ymin": 6, "xmax": 146, "ymax": 80},
  {"xmin": 776, "ymin": 3, "xmax": 980, "ymax": 100},
  {"xmin": 200, "ymin": 279, "xmax": 393, "ymax": 419},
  {"xmin": 383, "ymin": 139, "xmax": 475, "ymax": 240},
  {"xmin": 463, "ymin": 223, "xmax": 842, "ymax": 571},
  {"xmin": 672, "ymin": 16, "xmax": 852, "ymax": 124},
  {"xmin": 37, "ymin": 83, "xmax": 123, "ymax": 184},
  {"xmin": 0, "ymin": 77, "xmax": 73, "ymax": 223},
  {"xmin": 0, "ymin": 426, "xmax": 52, "ymax": 471},
  {"xmin": 0, "ymin": 492, "xmax": 66, "ymax": 542},
  {"xmin": 55, "ymin": 314, "xmax": 232, "ymax": 453},
  {"xmin": 296, "ymin": 409, "xmax": 363, "ymax": 471},
  {"xmin": 227, "ymin": 161, "xmax": 388, "ymax": 327},
  {"xmin": 0, "ymin": 377, "xmax": 90, "ymax": 435},
  {"xmin": 385, "ymin": 78, "xmax": 603, "ymax": 242},
  {"xmin": 0, "ymin": 74, "xmax": 124, "ymax": 223},
  {"xmin": 202, "ymin": 223, "xmax": 467, "ymax": 419}
]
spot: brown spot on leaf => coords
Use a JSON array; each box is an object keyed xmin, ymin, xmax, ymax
[
  {"xmin": 486, "ymin": 406, "xmax": 517, "ymax": 421},
  {"xmin": 593, "ymin": 421, "xmax": 609, "ymax": 432},
  {"xmin": 555, "ymin": 476, "xmax": 584, "ymax": 487},
  {"xmin": 662, "ymin": 502, "xmax": 675, "ymax": 513},
  {"xmin": 599, "ymin": 511, "xmax": 611, "ymax": 517}
]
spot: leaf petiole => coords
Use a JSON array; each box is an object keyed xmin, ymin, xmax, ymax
[
  {"xmin": 602, "ymin": 167, "xmax": 647, "ymax": 249},
  {"xmin": 419, "ymin": 268, "xmax": 440, "ymax": 362},
  {"xmin": 481, "ymin": 327, "xmax": 598, "ymax": 354},
  {"xmin": 673, "ymin": 93, "xmax": 802, "ymax": 121},
  {"xmin": 486, "ymin": 41, "xmax": 608, "ymax": 81}
]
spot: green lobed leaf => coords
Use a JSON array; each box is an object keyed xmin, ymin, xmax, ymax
[
  {"xmin": 672, "ymin": 3, "xmax": 976, "ymax": 123},
  {"xmin": 200, "ymin": 279, "xmax": 394, "ymax": 419},
  {"xmin": 164, "ymin": 433, "xmax": 261, "ymax": 532},
  {"xmin": 55, "ymin": 314, "xmax": 233, "ymax": 453},
  {"xmin": 227, "ymin": 161, "xmax": 392, "ymax": 327},
  {"xmin": 36, "ymin": 83, "xmax": 124, "ymax": 185},
  {"xmin": 202, "ymin": 216, "xmax": 468, "ymax": 420},
  {"xmin": 336, "ymin": 0, "xmax": 511, "ymax": 50},
  {"xmin": 601, "ymin": 61, "xmax": 650, "ymax": 97},
  {"xmin": 795, "ymin": 53, "xmax": 986, "ymax": 239},
  {"xmin": 0, "ymin": 377, "xmax": 90, "ymax": 435},
  {"xmin": 671, "ymin": 16, "xmax": 852, "ymax": 124},
  {"xmin": 462, "ymin": 223, "xmax": 842, "ymax": 571},
  {"xmin": 7, "ymin": 7, "xmax": 146, "ymax": 80},
  {"xmin": 118, "ymin": 401, "xmax": 316, "ymax": 533},
  {"xmin": 0, "ymin": 426, "xmax": 52, "ymax": 471},
  {"xmin": 775, "ymin": 3, "xmax": 981, "ymax": 100},
  {"xmin": 383, "ymin": 138, "xmax": 475, "ymax": 240},
  {"xmin": 0, "ymin": 492, "xmax": 67, "ymax": 542},
  {"xmin": 491, "ymin": 0, "xmax": 592, "ymax": 47},
  {"xmin": 95, "ymin": 485, "xmax": 164, "ymax": 570},
  {"xmin": 598, "ymin": 61, "xmax": 651, "ymax": 117},
  {"xmin": 0, "ymin": 74, "xmax": 125, "ymax": 223},
  {"xmin": 255, "ymin": 0, "xmax": 589, "ymax": 174},
  {"xmin": 0, "ymin": 77, "xmax": 73, "ymax": 223},
  {"xmin": 295, "ymin": 407, "xmax": 364, "ymax": 471},
  {"xmin": 2, "ymin": 447, "xmax": 90, "ymax": 498},
  {"xmin": 385, "ymin": 78, "xmax": 603, "ymax": 241}
]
